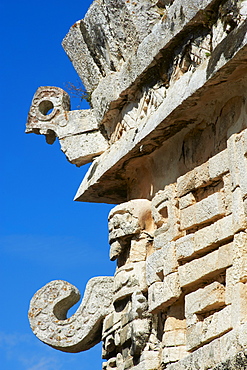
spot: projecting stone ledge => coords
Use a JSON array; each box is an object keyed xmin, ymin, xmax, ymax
[{"xmin": 74, "ymin": 30, "xmax": 247, "ymax": 203}]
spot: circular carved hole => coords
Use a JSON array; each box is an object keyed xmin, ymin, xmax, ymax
[{"xmin": 38, "ymin": 100, "xmax": 54, "ymax": 116}]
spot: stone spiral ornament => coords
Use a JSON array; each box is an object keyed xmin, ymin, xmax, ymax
[{"xmin": 28, "ymin": 277, "xmax": 114, "ymax": 353}]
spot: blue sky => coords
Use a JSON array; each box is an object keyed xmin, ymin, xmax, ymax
[{"xmin": 1, "ymin": 1, "xmax": 116, "ymax": 369}]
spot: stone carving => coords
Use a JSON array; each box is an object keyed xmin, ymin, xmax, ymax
[
  {"xmin": 26, "ymin": 0, "xmax": 247, "ymax": 369},
  {"xmin": 26, "ymin": 86, "xmax": 108, "ymax": 166},
  {"xmin": 102, "ymin": 200, "xmax": 155, "ymax": 369},
  {"xmin": 108, "ymin": 199, "xmax": 154, "ymax": 264},
  {"xmin": 28, "ymin": 277, "xmax": 114, "ymax": 353}
]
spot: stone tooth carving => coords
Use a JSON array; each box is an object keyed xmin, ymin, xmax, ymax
[
  {"xmin": 28, "ymin": 277, "xmax": 114, "ymax": 353},
  {"xmin": 26, "ymin": 86, "xmax": 108, "ymax": 166}
]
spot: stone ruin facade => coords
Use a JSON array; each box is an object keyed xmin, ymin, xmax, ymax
[{"xmin": 27, "ymin": 0, "xmax": 247, "ymax": 369}]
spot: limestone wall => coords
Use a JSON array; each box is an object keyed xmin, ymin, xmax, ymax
[{"xmin": 101, "ymin": 125, "xmax": 247, "ymax": 369}]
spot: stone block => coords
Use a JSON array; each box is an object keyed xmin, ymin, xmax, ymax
[
  {"xmin": 146, "ymin": 248, "xmax": 164, "ymax": 286},
  {"xmin": 237, "ymin": 322, "xmax": 247, "ymax": 349},
  {"xmin": 232, "ymin": 187, "xmax": 247, "ymax": 233},
  {"xmin": 164, "ymin": 315, "xmax": 186, "ymax": 332},
  {"xmin": 163, "ymin": 329, "xmax": 186, "ymax": 347},
  {"xmin": 208, "ymin": 149, "xmax": 229, "ymax": 180},
  {"xmin": 62, "ymin": 20, "xmax": 103, "ymax": 92},
  {"xmin": 186, "ymin": 305, "xmax": 232, "ymax": 351},
  {"xmin": 120, "ymin": 323, "xmax": 132, "ymax": 345},
  {"xmin": 60, "ymin": 131, "xmax": 108, "ymax": 167},
  {"xmin": 166, "ymin": 326, "xmax": 243, "ymax": 370},
  {"xmin": 232, "ymin": 232, "xmax": 247, "ymax": 283},
  {"xmin": 176, "ymin": 234, "xmax": 195, "ymax": 261},
  {"xmin": 194, "ymin": 162, "xmax": 210, "ymax": 189},
  {"xmin": 163, "ymin": 242, "xmax": 179, "ymax": 277},
  {"xmin": 129, "ymin": 234, "xmax": 150, "ymax": 263},
  {"xmin": 146, "ymin": 241, "xmax": 178, "ymax": 286},
  {"xmin": 148, "ymin": 273, "xmax": 181, "ymax": 313},
  {"xmin": 103, "ymin": 312, "xmax": 121, "ymax": 335},
  {"xmin": 193, "ymin": 215, "xmax": 233, "ymax": 254},
  {"xmin": 136, "ymin": 350, "xmax": 160, "ymax": 370},
  {"xmin": 131, "ymin": 291, "xmax": 148, "ymax": 320},
  {"xmin": 152, "ymin": 184, "xmax": 181, "ymax": 244},
  {"xmin": 162, "ymin": 346, "xmax": 188, "ymax": 365},
  {"xmin": 230, "ymin": 282, "xmax": 247, "ymax": 328},
  {"xmin": 177, "ymin": 169, "xmax": 196, "ymax": 197},
  {"xmin": 108, "ymin": 199, "xmax": 153, "ymax": 243},
  {"xmin": 177, "ymin": 162, "xmax": 210, "ymax": 198},
  {"xmin": 131, "ymin": 318, "xmax": 151, "ymax": 356},
  {"xmin": 179, "ymin": 192, "xmax": 196, "ymax": 210},
  {"xmin": 180, "ymin": 192, "xmax": 225, "ymax": 231},
  {"xmin": 185, "ymin": 281, "xmax": 225, "ymax": 318},
  {"xmin": 178, "ymin": 243, "xmax": 232, "ymax": 288},
  {"xmin": 227, "ymin": 129, "xmax": 247, "ymax": 197},
  {"xmin": 222, "ymin": 173, "xmax": 232, "ymax": 216}
]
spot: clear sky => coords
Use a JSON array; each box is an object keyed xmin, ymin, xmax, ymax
[{"xmin": 1, "ymin": 1, "xmax": 116, "ymax": 369}]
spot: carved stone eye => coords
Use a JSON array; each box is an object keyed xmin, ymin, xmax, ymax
[{"xmin": 38, "ymin": 100, "xmax": 54, "ymax": 116}]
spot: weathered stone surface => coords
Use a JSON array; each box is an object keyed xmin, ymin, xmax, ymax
[
  {"xmin": 185, "ymin": 281, "xmax": 225, "ymax": 318},
  {"xmin": 162, "ymin": 346, "xmax": 188, "ymax": 365},
  {"xmin": 178, "ymin": 243, "xmax": 232, "ymax": 288},
  {"xmin": 187, "ymin": 305, "xmax": 232, "ymax": 351},
  {"xmin": 146, "ymin": 241, "xmax": 178, "ymax": 287},
  {"xmin": 180, "ymin": 192, "xmax": 225, "ymax": 231},
  {"xmin": 108, "ymin": 200, "xmax": 153, "ymax": 243},
  {"xmin": 113, "ymin": 262, "xmax": 148, "ymax": 302},
  {"xmin": 148, "ymin": 272, "xmax": 181, "ymax": 313},
  {"xmin": 208, "ymin": 149, "xmax": 229, "ymax": 180},
  {"xmin": 28, "ymin": 277, "xmax": 114, "ymax": 352},
  {"xmin": 176, "ymin": 215, "xmax": 234, "ymax": 261},
  {"xmin": 152, "ymin": 184, "xmax": 182, "ymax": 245},
  {"xmin": 146, "ymin": 247, "xmax": 165, "ymax": 286}
]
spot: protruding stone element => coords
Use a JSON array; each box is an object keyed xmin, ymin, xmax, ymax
[
  {"xmin": 26, "ymin": 86, "xmax": 108, "ymax": 166},
  {"xmin": 28, "ymin": 277, "xmax": 114, "ymax": 353}
]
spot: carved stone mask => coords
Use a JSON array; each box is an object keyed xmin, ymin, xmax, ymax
[{"xmin": 108, "ymin": 199, "xmax": 154, "ymax": 262}]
